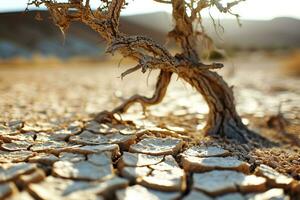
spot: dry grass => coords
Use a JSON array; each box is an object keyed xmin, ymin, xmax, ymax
[{"xmin": 281, "ymin": 50, "xmax": 300, "ymax": 77}]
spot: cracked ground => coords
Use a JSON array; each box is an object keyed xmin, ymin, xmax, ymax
[{"xmin": 0, "ymin": 54, "xmax": 300, "ymax": 200}]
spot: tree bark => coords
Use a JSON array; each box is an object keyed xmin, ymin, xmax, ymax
[{"xmin": 182, "ymin": 70, "xmax": 249, "ymax": 142}]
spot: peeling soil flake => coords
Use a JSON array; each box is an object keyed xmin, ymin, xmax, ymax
[
  {"xmin": 255, "ymin": 164, "xmax": 296, "ymax": 189},
  {"xmin": 182, "ymin": 156, "xmax": 250, "ymax": 173},
  {"xmin": 116, "ymin": 185, "xmax": 181, "ymax": 200},
  {"xmin": 129, "ymin": 137, "xmax": 183, "ymax": 156},
  {"xmin": 182, "ymin": 146, "xmax": 230, "ymax": 157},
  {"xmin": 52, "ymin": 161, "xmax": 114, "ymax": 181},
  {"xmin": 118, "ymin": 152, "xmax": 164, "ymax": 167},
  {"xmin": 193, "ymin": 170, "xmax": 266, "ymax": 196}
]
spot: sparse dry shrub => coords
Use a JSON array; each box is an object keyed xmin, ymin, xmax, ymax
[{"xmin": 28, "ymin": 0, "xmax": 264, "ymax": 143}]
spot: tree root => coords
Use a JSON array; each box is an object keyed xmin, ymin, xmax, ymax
[{"xmin": 95, "ymin": 70, "xmax": 172, "ymax": 121}]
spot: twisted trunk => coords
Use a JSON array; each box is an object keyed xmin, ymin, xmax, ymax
[{"xmin": 181, "ymin": 70, "xmax": 248, "ymax": 142}]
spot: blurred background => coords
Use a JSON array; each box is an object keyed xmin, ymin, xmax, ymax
[{"xmin": 0, "ymin": 0, "xmax": 300, "ymax": 66}]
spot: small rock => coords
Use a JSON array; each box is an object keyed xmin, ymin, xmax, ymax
[
  {"xmin": 118, "ymin": 152, "xmax": 164, "ymax": 167},
  {"xmin": 182, "ymin": 156, "xmax": 250, "ymax": 173},
  {"xmin": 182, "ymin": 146, "xmax": 230, "ymax": 157},
  {"xmin": 193, "ymin": 170, "xmax": 266, "ymax": 196},
  {"xmin": 129, "ymin": 137, "xmax": 183, "ymax": 156},
  {"xmin": 28, "ymin": 153, "xmax": 59, "ymax": 165},
  {"xmin": 52, "ymin": 161, "xmax": 114, "ymax": 181},
  {"xmin": 255, "ymin": 164, "xmax": 295, "ymax": 189},
  {"xmin": 116, "ymin": 185, "xmax": 181, "ymax": 200},
  {"xmin": 246, "ymin": 188, "xmax": 290, "ymax": 200}
]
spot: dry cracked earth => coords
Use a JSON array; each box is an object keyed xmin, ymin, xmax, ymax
[{"xmin": 0, "ymin": 54, "xmax": 300, "ymax": 200}]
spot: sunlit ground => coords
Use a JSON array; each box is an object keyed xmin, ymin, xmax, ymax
[{"xmin": 0, "ymin": 51, "xmax": 299, "ymax": 177}]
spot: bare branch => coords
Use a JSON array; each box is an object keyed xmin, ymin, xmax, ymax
[{"xmin": 121, "ymin": 64, "xmax": 142, "ymax": 79}]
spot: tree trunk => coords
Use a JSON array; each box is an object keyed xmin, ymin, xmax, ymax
[{"xmin": 182, "ymin": 69, "xmax": 249, "ymax": 142}]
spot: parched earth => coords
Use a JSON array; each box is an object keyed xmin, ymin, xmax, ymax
[{"xmin": 0, "ymin": 54, "xmax": 300, "ymax": 199}]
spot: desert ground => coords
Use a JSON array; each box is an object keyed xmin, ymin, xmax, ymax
[{"xmin": 0, "ymin": 52, "xmax": 299, "ymax": 199}]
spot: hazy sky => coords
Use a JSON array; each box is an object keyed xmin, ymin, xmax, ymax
[{"xmin": 1, "ymin": 0, "xmax": 300, "ymax": 20}]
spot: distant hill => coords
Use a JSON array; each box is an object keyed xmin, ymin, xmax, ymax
[
  {"xmin": 204, "ymin": 17, "xmax": 300, "ymax": 49},
  {"xmin": 0, "ymin": 11, "xmax": 300, "ymax": 59},
  {"xmin": 124, "ymin": 12, "xmax": 300, "ymax": 49}
]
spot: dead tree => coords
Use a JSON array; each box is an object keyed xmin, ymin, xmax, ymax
[{"xmin": 29, "ymin": 0, "xmax": 250, "ymax": 142}]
